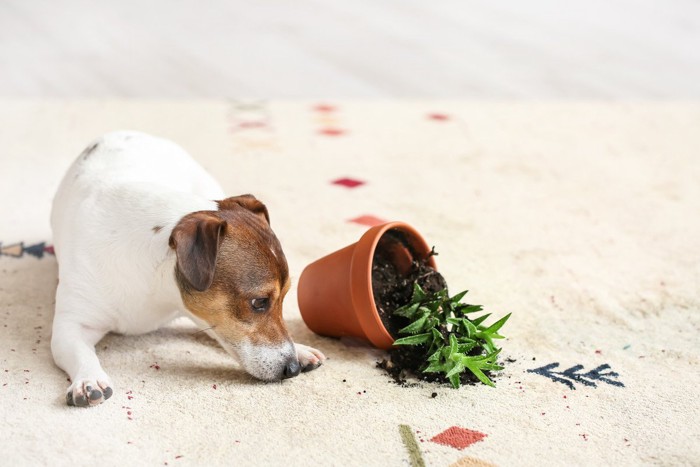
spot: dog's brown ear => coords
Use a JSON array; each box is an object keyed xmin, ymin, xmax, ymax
[
  {"xmin": 217, "ymin": 194, "xmax": 270, "ymax": 225},
  {"xmin": 169, "ymin": 212, "xmax": 226, "ymax": 292}
]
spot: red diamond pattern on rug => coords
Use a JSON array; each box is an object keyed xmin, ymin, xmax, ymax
[
  {"xmin": 332, "ymin": 177, "xmax": 365, "ymax": 189},
  {"xmin": 313, "ymin": 104, "xmax": 337, "ymax": 113},
  {"xmin": 428, "ymin": 113, "xmax": 450, "ymax": 121},
  {"xmin": 430, "ymin": 426, "xmax": 487, "ymax": 450},
  {"xmin": 319, "ymin": 128, "xmax": 346, "ymax": 136},
  {"xmin": 348, "ymin": 215, "xmax": 387, "ymax": 227}
]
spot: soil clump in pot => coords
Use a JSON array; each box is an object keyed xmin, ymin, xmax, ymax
[{"xmin": 372, "ymin": 230, "xmax": 486, "ymax": 387}]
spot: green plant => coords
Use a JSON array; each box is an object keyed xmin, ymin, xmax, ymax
[{"xmin": 392, "ymin": 283, "xmax": 511, "ymax": 388}]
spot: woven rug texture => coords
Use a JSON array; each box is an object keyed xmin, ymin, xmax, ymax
[{"xmin": 0, "ymin": 100, "xmax": 698, "ymax": 466}]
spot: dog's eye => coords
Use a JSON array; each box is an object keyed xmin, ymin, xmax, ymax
[{"xmin": 251, "ymin": 298, "xmax": 269, "ymax": 312}]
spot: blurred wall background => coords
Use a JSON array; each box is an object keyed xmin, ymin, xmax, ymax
[{"xmin": 1, "ymin": 0, "xmax": 699, "ymax": 99}]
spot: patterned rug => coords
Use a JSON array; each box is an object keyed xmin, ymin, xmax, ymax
[{"xmin": 0, "ymin": 100, "xmax": 698, "ymax": 466}]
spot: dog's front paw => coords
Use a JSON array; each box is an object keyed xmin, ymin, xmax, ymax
[
  {"xmin": 66, "ymin": 378, "xmax": 113, "ymax": 407},
  {"xmin": 295, "ymin": 343, "xmax": 326, "ymax": 373}
]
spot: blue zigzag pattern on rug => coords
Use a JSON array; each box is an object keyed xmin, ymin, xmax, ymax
[
  {"xmin": 527, "ymin": 362, "xmax": 624, "ymax": 390},
  {"xmin": 0, "ymin": 241, "xmax": 54, "ymax": 259}
]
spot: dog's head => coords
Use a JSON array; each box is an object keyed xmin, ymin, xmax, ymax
[{"xmin": 169, "ymin": 194, "xmax": 299, "ymax": 381}]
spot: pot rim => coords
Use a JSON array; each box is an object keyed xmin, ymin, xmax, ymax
[{"xmin": 350, "ymin": 221, "xmax": 437, "ymax": 349}]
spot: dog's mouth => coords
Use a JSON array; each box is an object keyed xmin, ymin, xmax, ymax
[
  {"xmin": 188, "ymin": 316, "xmax": 298, "ymax": 381},
  {"xmin": 237, "ymin": 340, "xmax": 299, "ymax": 381},
  {"xmin": 212, "ymin": 334, "xmax": 298, "ymax": 381}
]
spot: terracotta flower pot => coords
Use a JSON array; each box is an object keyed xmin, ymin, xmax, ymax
[{"xmin": 297, "ymin": 221, "xmax": 437, "ymax": 349}]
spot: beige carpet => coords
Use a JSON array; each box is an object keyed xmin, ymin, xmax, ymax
[{"xmin": 1, "ymin": 100, "xmax": 698, "ymax": 466}]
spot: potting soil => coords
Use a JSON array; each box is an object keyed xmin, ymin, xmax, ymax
[{"xmin": 370, "ymin": 233, "xmax": 487, "ymax": 387}]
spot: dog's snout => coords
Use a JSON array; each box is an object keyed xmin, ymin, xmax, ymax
[{"xmin": 282, "ymin": 359, "xmax": 301, "ymax": 379}]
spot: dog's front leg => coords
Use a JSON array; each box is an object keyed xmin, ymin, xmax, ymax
[
  {"xmin": 51, "ymin": 318, "xmax": 112, "ymax": 407},
  {"xmin": 294, "ymin": 343, "xmax": 326, "ymax": 372}
]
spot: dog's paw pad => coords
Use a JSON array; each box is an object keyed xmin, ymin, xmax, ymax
[
  {"xmin": 66, "ymin": 379, "xmax": 113, "ymax": 407},
  {"xmin": 301, "ymin": 360, "xmax": 323, "ymax": 373},
  {"xmin": 73, "ymin": 392, "xmax": 89, "ymax": 407},
  {"xmin": 88, "ymin": 387, "xmax": 102, "ymax": 401},
  {"xmin": 295, "ymin": 343, "xmax": 326, "ymax": 373}
]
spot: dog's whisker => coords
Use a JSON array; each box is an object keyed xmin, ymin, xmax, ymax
[{"xmin": 192, "ymin": 326, "xmax": 216, "ymax": 336}]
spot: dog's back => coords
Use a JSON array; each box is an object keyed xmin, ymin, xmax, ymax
[
  {"xmin": 51, "ymin": 131, "xmax": 223, "ymax": 243},
  {"xmin": 51, "ymin": 131, "xmax": 224, "ymax": 333}
]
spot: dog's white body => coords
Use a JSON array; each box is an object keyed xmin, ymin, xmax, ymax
[
  {"xmin": 51, "ymin": 131, "xmax": 323, "ymax": 406},
  {"xmin": 52, "ymin": 132, "xmax": 221, "ymax": 336}
]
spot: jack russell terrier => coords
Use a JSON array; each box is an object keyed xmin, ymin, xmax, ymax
[{"xmin": 51, "ymin": 131, "xmax": 325, "ymax": 407}]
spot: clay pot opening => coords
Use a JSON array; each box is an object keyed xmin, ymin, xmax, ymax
[
  {"xmin": 298, "ymin": 222, "xmax": 439, "ymax": 349},
  {"xmin": 370, "ymin": 228, "xmax": 446, "ymax": 341}
]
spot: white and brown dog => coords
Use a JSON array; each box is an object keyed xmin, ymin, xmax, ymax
[{"xmin": 50, "ymin": 131, "xmax": 325, "ymax": 407}]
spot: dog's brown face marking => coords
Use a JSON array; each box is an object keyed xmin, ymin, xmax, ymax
[
  {"xmin": 152, "ymin": 225, "xmax": 163, "ymax": 233},
  {"xmin": 169, "ymin": 195, "xmax": 293, "ymax": 378}
]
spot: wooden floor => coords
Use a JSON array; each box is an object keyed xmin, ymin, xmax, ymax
[{"xmin": 1, "ymin": 0, "xmax": 699, "ymax": 98}]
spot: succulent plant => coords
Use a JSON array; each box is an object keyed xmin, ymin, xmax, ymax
[{"xmin": 392, "ymin": 283, "xmax": 511, "ymax": 388}]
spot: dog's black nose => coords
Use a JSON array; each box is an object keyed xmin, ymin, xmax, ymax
[{"xmin": 282, "ymin": 359, "xmax": 301, "ymax": 379}]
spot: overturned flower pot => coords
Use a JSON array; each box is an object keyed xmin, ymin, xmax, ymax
[
  {"xmin": 297, "ymin": 221, "xmax": 438, "ymax": 349},
  {"xmin": 298, "ymin": 221, "xmax": 511, "ymax": 388}
]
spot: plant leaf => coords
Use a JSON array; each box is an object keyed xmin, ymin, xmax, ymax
[
  {"xmin": 483, "ymin": 312, "xmax": 512, "ymax": 334},
  {"xmin": 423, "ymin": 361, "xmax": 447, "ymax": 373},
  {"xmin": 471, "ymin": 313, "xmax": 491, "ymax": 327},
  {"xmin": 393, "ymin": 302, "xmax": 420, "ymax": 319},
  {"xmin": 449, "ymin": 334, "xmax": 458, "ymax": 355},
  {"xmin": 462, "ymin": 320, "xmax": 478, "ymax": 338},
  {"xmin": 448, "ymin": 372, "xmax": 461, "ymax": 388},
  {"xmin": 456, "ymin": 304, "xmax": 483, "ymax": 314},
  {"xmin": 411, "ymin": 282, "xmax": 427, "ymax": 302},
  {"xmin": 398, "ymin": 312, "xmax": 429, "ymax": 335},
  {"xmin": 393, "ymin": 333, "xmax": 432, "ymax": 345},
  {"xmin": 445, "ymin": 361, "xmax": 465, "ymax": 379},
  {"xmin": 427, "ymin": 329, "xmax": 443, "ymax": 354},
  {"xmin": 464, "ymin": 362, "xmax": 495, "ymax": 387},
  {"xmin": 426, "ymin": 317, "xmax": 440, "ymax": 330},
  {"xmin": 480, "ymin": 363, "xmax": 504, "ymax": 371},
  {"xmin": 427, "ymin": 348, "xmax": 442, "ymax": 362},
  {"xmin": 457, "ymin": 348, "xmax": 501, "ymax": 364},
  {"xmin": 451, "ymin": 290, "xmax": 469, "ymax": 303},
  {"xmin": 425, "ymin": 300, "xmax": 441, "ymax": 314}
]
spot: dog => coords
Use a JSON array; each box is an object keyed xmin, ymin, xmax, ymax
[{"xmin": 50, "ymin": 131, "xmax": 325, "ymax": 407}]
